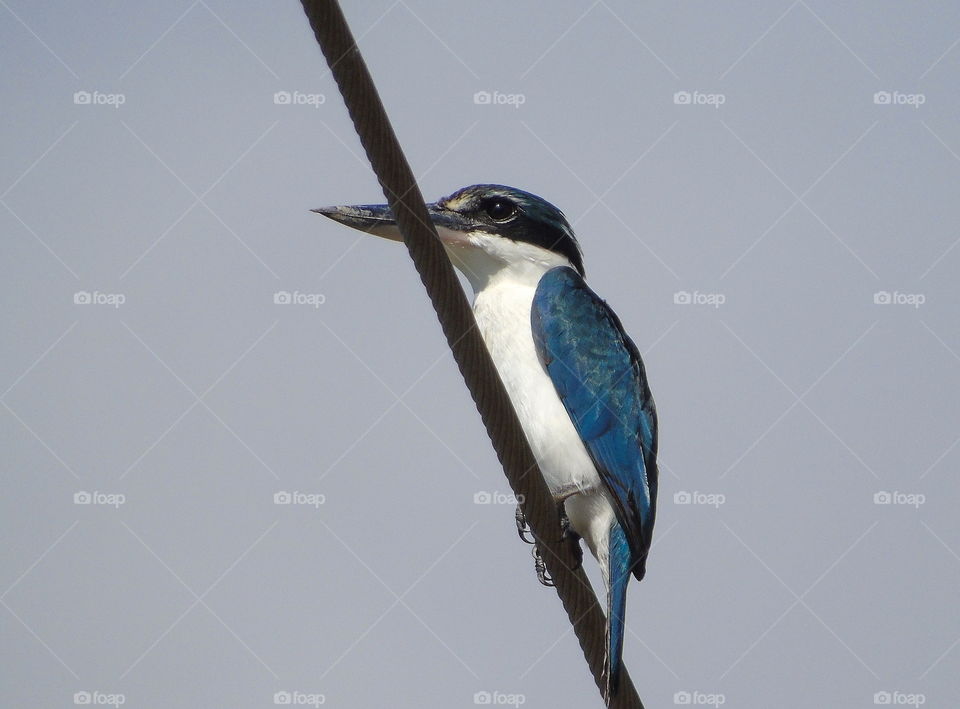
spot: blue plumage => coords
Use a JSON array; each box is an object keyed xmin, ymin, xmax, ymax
[
  {"xmin": 320, "ymin": 184, "xmax": 660, "ymax": 698},
  {"xmin": 607, "ymin": 523, "xmax": 633, "ymax": 696},
  {"xmin": 531, "ymin": 265, "xmax": 658, "ymax": 693}
]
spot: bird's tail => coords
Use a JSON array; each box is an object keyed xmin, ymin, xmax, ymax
[{"xmin": 604, "ymin": 522, "xmax": 633, "ymax": 701}]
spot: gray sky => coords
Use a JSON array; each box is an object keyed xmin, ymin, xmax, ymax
[{"xmin": 3, "ymin": 2, "xmax": 960, "ymax": 707}]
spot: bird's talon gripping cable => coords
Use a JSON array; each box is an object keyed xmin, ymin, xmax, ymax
[
  {"xmin": 516, "ymin": 505, "xmax": 537, "ymax": 544},
  {"xmin": 532, "ymin": 543, "xmax": 554, "ymax": 587}
]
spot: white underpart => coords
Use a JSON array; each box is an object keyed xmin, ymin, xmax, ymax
[{"xmin": 440, "ymin": 228, "xmax": 616, "ymax": 571}]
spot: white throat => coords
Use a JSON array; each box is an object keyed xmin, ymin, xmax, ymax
[{"xmin": 439, "ymin": 228, "xmax": 573, "ymax": 295}]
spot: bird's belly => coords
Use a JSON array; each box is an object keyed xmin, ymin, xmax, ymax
[{"xmin": 473, "ymin": 286, "xmax": 601, "ymax": 498}]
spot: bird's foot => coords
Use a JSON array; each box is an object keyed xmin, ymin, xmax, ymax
[
  {"xmin": 515, "ymin": 505, "xmax": 536, "ymax": 545},
  {"xmin": 532, "ymin": 543, "xmax": 554, "ymax": 587},
  {"xmin": 530, "ymin": 506, "xmax": 583, "ymax": 586},
  {"xmin": 519, "ymin": 498, "xmax": 584, "ymax": 585}
]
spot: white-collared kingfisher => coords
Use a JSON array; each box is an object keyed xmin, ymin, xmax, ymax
[{"xmin": 315, "ymin": 184, "xmax": 658, "ymax": 696}]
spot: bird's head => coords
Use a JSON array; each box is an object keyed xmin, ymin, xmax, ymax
[{"xmin": 314, "ymin": 184, "xmax": 583, "ymax": 290}]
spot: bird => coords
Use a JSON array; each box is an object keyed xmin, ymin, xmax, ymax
[{"xmin": 314, "ymin": 184, "xmax": 658, "ymax": 697}]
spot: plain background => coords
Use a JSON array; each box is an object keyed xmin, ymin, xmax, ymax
[{"xmin": 3, "ymin": 2, "xmax": 960, "ymax": 707}]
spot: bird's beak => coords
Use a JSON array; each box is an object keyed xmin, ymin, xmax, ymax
[{"xmin": 312, "ymin": 201, "xmax": 471, "ymax": 244}]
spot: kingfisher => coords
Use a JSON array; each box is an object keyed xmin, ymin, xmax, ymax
[{"xmin": 315, "ymin": 184, "xmax": 658, "ymax": 696}]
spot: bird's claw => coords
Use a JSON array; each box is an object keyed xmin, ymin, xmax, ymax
[
  {"xmin": 518, "ymin": 504, "xmax": 555, "ymax": 585},
  {"xmin": 532, "ymin": 543, "xmax": 554, "ymax": 586},
  {"xmin": 521, "ymin": 502, "xmax": 583, "ymax": 585},
  {"xmin": 515, "ymin": 505, "xmax": 536, "ymax": 544}
]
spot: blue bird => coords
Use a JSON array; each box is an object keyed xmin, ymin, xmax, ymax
[{"xmin": 315, "ymin": 185, "xmax": 658, "ymax": 697}]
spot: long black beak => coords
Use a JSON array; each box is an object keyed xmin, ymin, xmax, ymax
[{"xmin": 312, "ymin": 202, "xmax": 470, "ymax": 243}]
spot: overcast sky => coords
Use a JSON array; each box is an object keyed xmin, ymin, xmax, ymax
[{"xmin": 3, "ymin": 2, "xmax": 960, "ymax": 707}]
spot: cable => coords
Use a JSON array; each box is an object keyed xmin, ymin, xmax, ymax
[{"xmin": 299, "ymin": 3, "xmax": 645, "ymax": 706}]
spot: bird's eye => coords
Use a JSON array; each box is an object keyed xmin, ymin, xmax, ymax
[{"xmin": 483, "ymin": 198, "xmax": 517, "ymax": 222}]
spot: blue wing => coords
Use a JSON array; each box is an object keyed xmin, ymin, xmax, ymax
[{"xmin": 531, "ymin": 266, "xmax": 658, "ymax": 579}]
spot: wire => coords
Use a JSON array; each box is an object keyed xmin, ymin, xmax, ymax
[{"xmin": 299, "ymin": 3, "xmax": 645, "ymax": 706}]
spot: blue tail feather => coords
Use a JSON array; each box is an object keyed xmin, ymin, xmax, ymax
[{"xmin": 606, "ymin": 522, "xmax": 633, "ymax": 698}]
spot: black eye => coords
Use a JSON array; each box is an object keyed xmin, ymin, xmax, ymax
[{"xmin": 483, "ymin": 198, "xmax": 517, "ymax": 222}]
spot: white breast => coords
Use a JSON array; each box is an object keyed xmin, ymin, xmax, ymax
[{"xmin": 472, "ymin": 277, "xmax": 614, "ymax": 553}]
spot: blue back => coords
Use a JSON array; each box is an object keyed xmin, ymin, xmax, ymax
[{"xmin": 531, "ymin": 266, "xmax": 658, "ymax": 578}]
